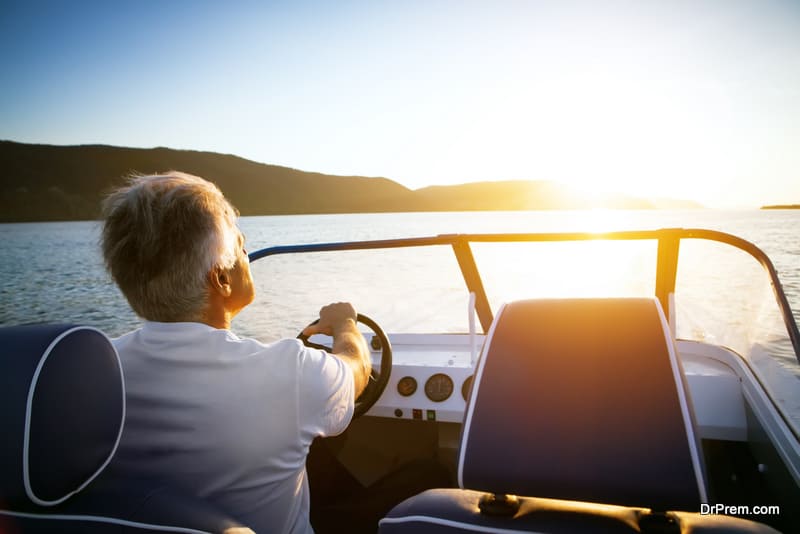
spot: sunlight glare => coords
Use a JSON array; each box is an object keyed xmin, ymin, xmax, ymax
[
  {"xmin": 471, "ymin": 67, "xmax": 722, "ymax": 204},
  {"xmin": 473, "ymin": 239, "xmax": 657, "ymax": 309}
]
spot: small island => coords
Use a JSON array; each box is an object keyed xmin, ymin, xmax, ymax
[{"xmin": 761, "ymin": 204, "xmax": 800, "ymax": 210}]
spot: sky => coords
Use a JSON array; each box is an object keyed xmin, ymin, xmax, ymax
[{"xmin": 1, "ymin": 0, "xmax": 799, "ymax": 208}]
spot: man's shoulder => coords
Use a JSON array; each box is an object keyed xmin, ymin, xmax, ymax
[
  {"xmin": 113, "ymin": 323, "xmax": 303, "ymax": 361},
  {"xmin": 237, "ymin": 336, "xmax": 304, "ymax": 358}
]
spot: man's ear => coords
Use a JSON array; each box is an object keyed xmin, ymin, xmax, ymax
[{"xmin": 209, "ymin": 266, "xmax": 233, "ymax": 298}]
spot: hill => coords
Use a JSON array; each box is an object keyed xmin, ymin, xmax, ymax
[
  {"xmin": 0, "ymin": 141, "xmax": 702, "ymax": 222},
  {"xmin": 761, "ymin": 204, "xmax": 800, "ymax": 210},
  {"xmin": 414, "ymin": 181, "xmax": 663, "ymax": 210},
  {"xmin": 0, "ymin": 141, "xmax": 417, "ymax": 221}
]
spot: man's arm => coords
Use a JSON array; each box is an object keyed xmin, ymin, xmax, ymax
[{"xmin": 301, "ymin": 302, "xmax": 371, "ymax": 397}]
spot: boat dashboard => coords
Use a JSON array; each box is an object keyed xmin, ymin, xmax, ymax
[{"xmin": 347, "ymin": 332, "xmax": 749, "ymax": 442}]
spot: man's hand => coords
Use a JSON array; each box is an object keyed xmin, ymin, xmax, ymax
[
  {"xmin": 303, "ymin": 302, "xmax": 371, "ymax": 396},
  {"xmin": 302, "ymin": 302, "xmax": 357, "ymax": 337}
]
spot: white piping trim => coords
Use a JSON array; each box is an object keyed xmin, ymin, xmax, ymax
[
  {"xmin": 457, "ymin": 302, "xmax": 507, "ymax": 489},
  {"xmin": 379, "ymin": 514, "xmax": 548, "ymax": 534},
  {"xmin": 668, "ymin": 292, "xmax": 676, "ymax": 338},
  {"xmin": 22, "ymin": 326, "xmax": 126, "ymax": 507},
  {"xmin": 0, "ymin": 510, "xmax": 212, "ymax": 534},
  {"xmin": 652, "ymin": 298, "xmax": 708, "ymax": 503},
  {"xmin": 468, "ymin": 292, "xmax": 478, "ymax": 366}
]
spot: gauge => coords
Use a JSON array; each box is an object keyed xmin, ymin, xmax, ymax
[
  {"xmin": 397, "ymin": 376, "xmax": 417, "ymax": 397},
  {"xmin": 462, "ymin": 375, "xmax": 474, "ymax": 401},
  {"xmin": 424, "ymin": 373, "xmax": 454, "ymax": 402}
]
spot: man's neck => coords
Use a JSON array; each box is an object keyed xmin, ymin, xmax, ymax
[{"xmin": 200, "ymin": 303, "xmax": 232, "ymax": 330}]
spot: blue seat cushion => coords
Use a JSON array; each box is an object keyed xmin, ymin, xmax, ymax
[
  {"xmin": 379, "ymin": 489, "xmax": 780, "ymax": 534},
  {"xmin": 0, "ymin": 324, "xmax": 124, "ymax": 506}
]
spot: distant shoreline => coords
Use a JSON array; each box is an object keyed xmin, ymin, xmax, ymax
[
  {"xmin": 0, "ymin": 140, "xmax": 706, "ymax": 222},
  {"xmin": 761, "ymin": 204, "xmax": 800, "ymax": 210}
]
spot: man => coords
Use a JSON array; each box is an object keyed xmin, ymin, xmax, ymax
[{"xmin": 102, "ymin": 172, "xmax": 371, "ymax": 533}]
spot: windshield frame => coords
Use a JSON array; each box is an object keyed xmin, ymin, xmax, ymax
[{"xmin": 248, "ymin": 228, "xmax": 800, "ymax": 365}]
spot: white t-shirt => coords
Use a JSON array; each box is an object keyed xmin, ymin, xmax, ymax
[{"xmin": 111, "ymin": 321, "xmax": 354, "ymax": 534}]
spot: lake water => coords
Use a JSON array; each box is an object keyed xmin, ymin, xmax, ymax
[
  {"xmin": 5, "ymin": 208, "xmax": 799, "ymax": 436},
  {"xmin": 1, "ymin": 209, "xmax": 798, "ymax": 355}
]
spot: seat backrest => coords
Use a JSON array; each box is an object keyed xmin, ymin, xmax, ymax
[
  {"xmin": 458, "ymin": 298, "xmax": 707, "ymax": 511},
  {"xmin": 0, "ymin": 324, "xmax": 247, "ymax": 533},
  {"xmin": 0, "ymin": 324, "xmax": 125, "ymax": 508}
]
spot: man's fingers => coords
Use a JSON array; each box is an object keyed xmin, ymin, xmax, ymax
[{"xmin": 302, "ymin": 322, "xmax": 332, "ymax": 337}]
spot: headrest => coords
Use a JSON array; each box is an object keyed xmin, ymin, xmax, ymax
[
  {"xmin": 0, "ymin": 324, "xmax": 124, "ymax": 506},
  {"xmin": 458, "ymin": 298, "xmax": 706, "ymax": 511}
]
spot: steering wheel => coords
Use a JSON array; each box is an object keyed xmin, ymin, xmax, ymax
[{"xmin": 297, "ymin": 314, "xmax": 392, "ymax": 417}]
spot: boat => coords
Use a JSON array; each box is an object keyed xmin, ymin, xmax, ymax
[{"xmin": 1, "ymin": 228, "xmax": 798, "ymax": 533}]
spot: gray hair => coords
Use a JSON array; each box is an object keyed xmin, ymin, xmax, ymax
[{"xmin": 101, "ymin": 172, "xmax": 240, "ymax": 322}]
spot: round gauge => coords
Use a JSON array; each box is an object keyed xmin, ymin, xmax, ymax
[
  {"xmin": 397, "ymin": 376, "xmax": 417, "ymax": 397},
  {"xmin": 462, "ymin": 375, "xmax": 474, "ymax": 401},
  {"xmin": 424, "ymin": 373, "xmax": 454, "ymax": 402}
]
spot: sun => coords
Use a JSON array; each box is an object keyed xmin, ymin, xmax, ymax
[{"xmin": 458, "ymin": 70, "xmax": 718, "ymax": 206}]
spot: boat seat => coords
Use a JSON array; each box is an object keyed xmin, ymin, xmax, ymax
[
  {"xmin": 0, "ymin": 324, "xmax": 247, "ymax": 533},
  {"xmin": 379, "ymin": 298, "xmax": 779, "ymax": 533}
]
